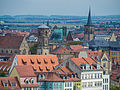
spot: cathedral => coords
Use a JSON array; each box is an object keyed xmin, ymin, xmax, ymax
[{"xmin": 84, "ymin": 8, "xmax": 94, "ymax": 42}]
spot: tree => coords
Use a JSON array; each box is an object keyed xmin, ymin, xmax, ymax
[{"xmin": 30, "ymin": 43, "xmax": 38, "ymax": 54}]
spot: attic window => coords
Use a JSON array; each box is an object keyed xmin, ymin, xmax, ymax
[
  {"xmin": 32, "ymin": 67, "xmax": 36, "ymax": 71},
  {"xmin": 25, "ymin": 79, "xmax": 29, "ymax": 84},
  {"xmin": 30, "ymin": 78, "xmax": 34, "ymax": 84},
  {"xmin": 30, "ymin": 59, "xmax": 34, "ymax": 64},
  {"xmin": 3, "ymin": 82, "xmax": 8, "ymax": 87},
  {"xmin": 22, "ymin": 59, "xmax": 27, "ymax": 65},
  {"xmin": 44, "ymin": 59, "xmax": 48, "ymax": 64},
  {"xmin": 37, "ymin": 59, "xmax": 41, "ymax": 64},
  {"xmin": 50, "ymin": 59, "xmax": 55, "ymax": 64},
  {"xmin": 39, "ymin": 67, "xmax": 43, "ymax": 71},
  {"xmin": 46, "ymin": 67, "xmax": 50, "ymax": 71},
  {"xmin": 11, "ymin": 82, "xmax": 17, "ymax": 87}
]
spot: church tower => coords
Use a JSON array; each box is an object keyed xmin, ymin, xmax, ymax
[
  {"xmin": 84, "ymin": 8, "xmax": 94, "ymax": 42},
  {"xmin": 37, "ymin": 24, "xmax": 50, "ymax": 55}
]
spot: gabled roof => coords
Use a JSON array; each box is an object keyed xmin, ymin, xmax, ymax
[
  {"xmin": 87, "ymin": 51, "xmax": 104, "ymax": 61},
  {"xmin": 37, "ymin": 72, "xmax": 63, "ymax": 81},
  {"xmin": 71, "ymin": 57, "xmax": 102, "ymax": 70},
  {"xmin": 15, "ymin": 65, "xmax": 36, "ymax": 77},
  {"xmin": 0, "ymin": 36, "xmax": 24, "ymax": 49},
  {"xmin": 0, "ymin": 77, "xmax": 20, "ymax": 89},
  {"xmin": 16, "ymin": 55, "xmax": 59, "ymax": 72},
  {"xmin": 0, "ymin": 54, "xmax": 15, "ymax": 74}
]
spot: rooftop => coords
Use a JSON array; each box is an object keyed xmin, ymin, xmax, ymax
[
  {"xmin": 0, "ymin": 77, "xmax": 20, "ymax": 89},
  {"xmin": 16, "ymin": 55, "xmax": 59, "ymax": 72},
  {"xmin": 15, "ymin": 65, "xmax": 36, "ymax": 77}
]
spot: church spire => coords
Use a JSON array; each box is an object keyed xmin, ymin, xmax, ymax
[{"xmin": 87, "ymin": 7, "xmax": 92, "ymax": 26}]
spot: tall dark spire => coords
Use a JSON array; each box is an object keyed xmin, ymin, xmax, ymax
[{"xmin": 86, "ymin": 7, "xmax": 92, "ymax": 26}]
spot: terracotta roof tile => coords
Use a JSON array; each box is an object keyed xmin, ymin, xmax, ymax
[
  {"xmin": 15, "ymin": 65, "xmax": 36, "ymax": 77},
  {"xmin": 0, "ymin": 77, "xmax": 20, "ymax": 89},
  {"xmin": 0, "ymin": 36, "xmax": 24, "ymax": 49},
  {"xmin": 16, "ymin": 55, "xmax": 59, "ymax": 72},
  {"xmin": 71, "ymin": 57, "xmax": 100, "ymax": 70}
]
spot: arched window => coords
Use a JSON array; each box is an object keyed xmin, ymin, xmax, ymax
[{"xmin": 45, "ymin": 31, "xmax": 47, "ymax": 36}]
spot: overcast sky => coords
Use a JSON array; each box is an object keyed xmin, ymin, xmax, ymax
[{"xmin": 0, "ymin": 0, "xmax": 120, "ymax": 16}]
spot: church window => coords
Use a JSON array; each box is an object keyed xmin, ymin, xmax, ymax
[{"xmin": 45, "ymin": 31, "xmax": 47, "ymax": 36}]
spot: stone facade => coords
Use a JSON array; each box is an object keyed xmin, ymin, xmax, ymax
[{"xmin": 37, "ymin": 25, "xmax": 50, "ymax": 55}]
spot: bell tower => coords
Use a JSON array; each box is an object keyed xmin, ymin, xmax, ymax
[
  {"xmin": 37, "ymin": 24, "xmax": 50, "ymax": 55},
  {"xmin": 84, "ymin": 8, "xmax": 94, "ymax": 42}
]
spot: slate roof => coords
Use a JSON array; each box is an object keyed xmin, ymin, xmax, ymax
[
  {"xmin": 0, "ymin": 36, "xmax": 24, "ymax": 49},
  {"xmin": 88, "ymin": 38, "xmax": 109, "ymax": 47}
]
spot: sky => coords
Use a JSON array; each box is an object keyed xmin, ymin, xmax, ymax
[{"xmin": 0, "ymin": 0, "xmax": 120, "ymax": 16}]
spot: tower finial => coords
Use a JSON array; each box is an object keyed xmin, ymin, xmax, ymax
[{"xmin": 87, "ymin": 7, "xmax": 92, "ymax": 26}]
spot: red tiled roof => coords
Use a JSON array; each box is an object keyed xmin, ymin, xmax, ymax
[
  {"xmin": 87, "ymin": 51, "xmax": 104, "ymax": 61},
  {"xmin": 16, "ymin": 55, "xmax": 59, "ymax": 72},
  {"xmin": 0, "ymin": 77, "xmax": 20, "ymax": 89},
  {"xmin": 36, "ymin": 72, "xmax": 80, "ymax": 82},
  {"xmin": 70, "ymin": 45, "xmax": 83, "ymax": 50},
  {"xmin": 0, "ymin": 54, "xmax": 15, "ymax": 74},
  {"xmin": 15, "ymin": 65, "xmax": 36, "ymax": 77},
  {"xmin": 0, "ymin": 36, "xmax": 24, "ymax": 49},
  {"xmin": 71, "ymin": 57, "xmax": 100, "ymax": 70}
]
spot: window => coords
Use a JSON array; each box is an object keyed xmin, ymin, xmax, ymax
[
  {"xmin": 4, "ymin": 83, "xmax": 8, "ymax": 87},
  {"xmin": 103, "ymin": 63, "xmax": 106, "ymax": 67},
  {"xmin": 31, "ymin": 79, "xmax": 34, "ymax": 84},
  {"xmin": 11, "ymin": 82, "xmax": 17, "ymax": 87},
  {"xmin": 39, "ymin": 75, "xmax": 41, "ymax": 79},
  {"xmin": 25, "ymin": 79, "xmax": 29, "ymax": 84},
  {"xmin": 33, "ymin": 87, "xmax": 37, "ymax": 90},
  {"xmin": 43, "ymin": 74, "xmax": 45, "ymax": 79}
]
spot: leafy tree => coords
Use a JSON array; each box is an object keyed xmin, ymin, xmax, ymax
[
  {"xmin": 30, "ymin": 43, "xmax": 38, "ymax": 54},
  {"xmin": 110, "ymin": 86, "xmax": 120, "ymax": 90}
]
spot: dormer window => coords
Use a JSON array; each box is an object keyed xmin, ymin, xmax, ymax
[
  {"xmin": 46, "ymin": 67, "xmax": 50, "ymax": 71},
  {"xmin": 63, "ymin": 76, "xmax": 65, "ymax": 80},
  {"xmin": 71, "ymin": 74, "xmax": 73, "ymax": 78},
  {"xmin": 3, "ymin": 82, "xmax": 8, "ymax": 87},
  {"xmin": 11, "ymin": 82, "xmax": 17, "ymax": 87},
  {"xmin": 37, "ymin": 59, "xmax": 41, "ymax": 64},
  {"xmin": 30, "ymin": 79, "xmax": 34, "ymax": 84},
  {"xmin": 39, "ymin": 74, "xmax": 41, "ymax": 79},
  {"xmin": 22, "ymin": 59, "xmax": 27, "ymax": 65},
  {"xmin": 67, "ymin": 76, "xmax": 69, "ymax": 80},
  {"xmin": 30, "ymin": 59, "xmax": 34, "ymax": 64},
  {"xmin": 39, "ymin": 67, "xmax": 43, "ymax": 71},
  {"xmin": 50, "ymin": 59, "xmax": 55, "ymax": 64},
  {"xmin": 25, "ymin": 79, "xmax": 29, "ymax": 84},
  {"xmin": 43, "ymin": 74, "xmax": 45, "ymax": 79},
  {"xmin": 75, "ymin": 73, "xmax": 77, "ymax": 78},
  {"xmin": 44, "ymin": 59, "xmax": 48, "ymax": 64},
  {"xmin": 32, "ymin": 67, "xmax": 36, "ymax": 71}
]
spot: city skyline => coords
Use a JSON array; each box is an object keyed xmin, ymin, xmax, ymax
[{"xmin": 0, "ymin": 0, "xmax": 120, "ymax": 16}]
